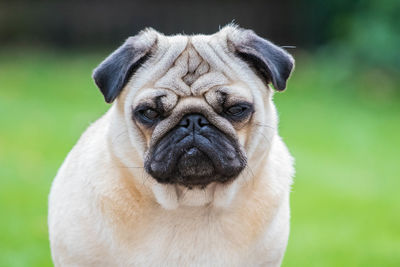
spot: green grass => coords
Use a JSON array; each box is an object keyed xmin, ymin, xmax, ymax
[{"xmin": 0, "ymin": 50, "xmax": 399, "ymax": 266}]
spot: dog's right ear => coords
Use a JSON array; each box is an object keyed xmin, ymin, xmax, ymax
[{"xmin": 92, "ymin": 31, "xmax": 157, "ymax": 103}]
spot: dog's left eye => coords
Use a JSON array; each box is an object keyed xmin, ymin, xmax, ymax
[
  {"xmin": 226, "ymin": 105, "xmax": 246, "ymax": 116},
  {"xmin": 224, "ymin": 103, "xmax": 254, "ymax": 121},
  {"xmin": 226, "ymin": 104, "xmax": 251, "ymax": 116}
]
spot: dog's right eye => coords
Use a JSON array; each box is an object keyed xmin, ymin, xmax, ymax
[
  {"xmin": 134, "ymin": 107, "xmax": 160, "ymax": 125},
  {"xmin": 142, "ymin": 109, "xmax": 159, "ymax": 120}
]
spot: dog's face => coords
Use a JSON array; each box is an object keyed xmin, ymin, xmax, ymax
[
  {"xmin": 93, "ymin": 26, "xmax": 294, "ymax": 191},
  {"xmin": 134, "ymin": 79, "xmax": 251, "ymax": 188}
]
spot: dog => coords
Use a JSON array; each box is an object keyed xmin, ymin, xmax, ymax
[{"xmin": 48, "ymin": 25, "xmax": 295, "ymax": 266}]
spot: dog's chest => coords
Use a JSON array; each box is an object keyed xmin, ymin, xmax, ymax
[{"xmin": 113, "ymin": 208, "xmax": 261, "ymax": 266}]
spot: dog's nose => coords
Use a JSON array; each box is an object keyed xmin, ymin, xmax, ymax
[{"xmin": 179, "ymin": 114, "xmax": 210, "ymax": 129}]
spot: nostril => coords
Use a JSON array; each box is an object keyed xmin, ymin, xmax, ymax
[
  {"xmin": 180, "ymin": 118, "xmax": 190, "ymax": 128},
  {"xmin": 179, "ymin": 114, "xmax": 209, "ymax": 129},
  {"xmin": 198, "ymin": 117, "xmax": 208, "ymax": 127}
]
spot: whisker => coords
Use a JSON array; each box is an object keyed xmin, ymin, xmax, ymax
[
  {"xmin": 254, "ymin": 123, "xmax": 276, "ymax": 130},
  {"xmin": 180, "ymin": 187, "xmax": 190, "ymax": 199},
  {"xmin": 255, "ymin": 128, "xmax": 273, "ymax": 146},
  {"xmin": 141, "ymin": 167, "xmax": 152, "ymax": 187},
  {"xmin": 247, "ymin": 164, "xmax": 257, "ymax": 188},
  {"xmin": 118, "ymin": 166, "xmax": 145, "ymax": 169},
  {"xmin": 242, "ymin": 164, "xmax": 256, "ymax": 188},
  {"xmin": 241, "ymin": 167, "xmax": 252, "ymax": 185},
  {"xmin": 111, "ymin": 131, "xmax": 128, "ymax": 144},
  {"xmin": 202, "ymin": 186, "xmax": 207, "ymax": 199}
]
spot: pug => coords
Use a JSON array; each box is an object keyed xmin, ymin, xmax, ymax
[{"xmin": 48, "ymin": 25, "xmax": 295, "ymax": 267}]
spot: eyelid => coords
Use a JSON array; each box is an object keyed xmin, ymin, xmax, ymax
[
  {"xmin": 134, "ymin": 103, "xmax": 164, "ymax": 117},
  {"xmin": 225, "ymin": 102, "xmax": 254, "ymax": 111},
  {"xmin": 134, "ymin": 103, "xmax": 154, "ymax": 112},
  {"xmin": 223, "ymin": 102, "xmax": 254, "ymax": 122}
]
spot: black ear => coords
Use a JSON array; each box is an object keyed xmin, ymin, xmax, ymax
[
  {"xmin": 92, "ymin": 32, "xmax": 157, "ymax": 103},
  {"xmin": 231, "ymin": 29, "xmax": 294, "ymax": 91}
]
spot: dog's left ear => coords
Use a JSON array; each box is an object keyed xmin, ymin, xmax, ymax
[
  {"xmin": 92, "ymin": 30, "xmax": 157, "ymax": 103},
  {"xmin": 230, "ymin": 29, "xmax": 294, "ymax": 91}
]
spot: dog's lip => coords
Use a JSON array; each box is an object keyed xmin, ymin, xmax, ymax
[{"xmin": 177, "ymin": 147, "xmax": 214, "ymax": 173}]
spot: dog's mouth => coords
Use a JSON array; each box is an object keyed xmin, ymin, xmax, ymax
[
  {"xmin": 144, "ymin": 114, "xmax": 246, "ymax": 187},
  {"xmin": 177, "ymin": 147, "xmax": 214, "ymax": 181}
]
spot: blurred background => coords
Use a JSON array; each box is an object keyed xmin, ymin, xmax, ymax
[{"xmin": 0, "ymin": 0, "xmax": 399, "ymax": 266}]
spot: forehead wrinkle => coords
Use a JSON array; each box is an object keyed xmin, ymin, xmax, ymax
[
  {"xmin": 207, "ymin": 42, "xmax": 235, "ymax": 79},
  {"xmin": 125, "ymin": 34, "xmax": 188, "ymax": 109},
  {"xmin": 191, "ymin": 38, "xmax": 232, "ymax": 79},
  {"xmin": 155, "ymin": 38, "xmax": 236, "ymax": 97},
  {"xmin": 154, "ymin": 49, "xmax": 191, "ymax": 95},
  {"xmin": 190, "ymin": 72, "xmax": 229, "ymax": 96},
  {"xmin": 133, "ymin": 88, "xmax": 178, "ymax": 112}
]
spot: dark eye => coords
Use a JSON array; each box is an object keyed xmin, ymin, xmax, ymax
[
  {"xmin": 226, "ymin": 105, "xmax": 247, "ymax": 116},
  {"xmin": 142, "ymin": 109, "xmax": 159, "ymax": 120},
  {"xmin": 134, "ymin": 107, "xmax": 160, "ymax": 125},
  {"xmin": 224, "ymin": 103, "xmax": 254, "ymax": 121}
]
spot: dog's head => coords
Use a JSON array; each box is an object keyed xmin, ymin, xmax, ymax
[{"xmin": 93, "ymin": 25, "xmax": 294, "ymax": 205}]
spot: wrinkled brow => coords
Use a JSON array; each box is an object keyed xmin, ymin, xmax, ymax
[{"xmin": 134, "ymin": 89, "xmax": 178, "ymax": 113}]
